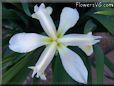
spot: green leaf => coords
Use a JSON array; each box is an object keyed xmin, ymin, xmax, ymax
[
  {"xmin": 94, "ymin": 10, "xmax": 114, "ymax": 16},
  {"xmin": 2, "ymin": 53, "xmax": 26, "ymax": 73},
  {"xmin": 9, "ymin": 47, "xmax": 45, "ymax": 84},
  {"xmin": 83, "ymin": 17, "xmax": 114, "ymax": 82},
  {"xmin": 3, "ymin": 36, "xmax": 13, "ymax": 47},
  {"xmin": 84, "ymin": 19, "xmax": 96, "ymax": 34},
  {"xmin": 94, "ymin": 45, "xmax": 104, "ymax": 84},
  {"xmin": 93, "ymin": 45, "xmax": 114, "ymax": 83},
  {"xmin": 86, "ymin": 57, "xmax": 92, "ymax": 84},
  {"xmin": 21, "ymin": 3, "xmax": 31, "ymax": 16},
  {"xmin": 1, "ymin": 46, "xmax": 44, "ymax": 85},
  {"xmin": 9, "ymin": 66, "xmax": 30, "ymax": 84},
  {"xmin": 52, "ymin": 54, "xmax": 77, "ymax": 85},
  {"xmin": 3, "ymin": 46, "xmax": 16, "ymax": 59},
  {"xmin": 87, "ymin": 8, "xmax": 114, "ymax": 35},
  {"xmin": 104, "ymin": 55, "xmax": 114, "ymax": 73},
  {"xmin": 2, "ymin": 7, "xmax": 29, "ymax": 26},
  {"xmin": 1, "ymin": 53, "xmax": 20, "ymax": 68},
  {"xmin": 2, "ymin": 52, "xmax": 33, "ymax": 84},
  {"xmin": 1, "ymin": 53, "xmax": 18, "ymax": 64},
  {"xmin": 2, "ymin": 7, "xmax": 19, "ymax": 20}
]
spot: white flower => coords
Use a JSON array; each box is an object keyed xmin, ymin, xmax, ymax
[{"xmin": 9, "ymin": 3, "xmax": 101, "ymax": 84}]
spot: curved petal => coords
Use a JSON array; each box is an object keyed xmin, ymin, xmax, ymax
[
  {"xmin": 58, "ymin": 46, "xmax": 88, "ymax": 84},
  {"xmin": 57, "ymin": 7, "xmax": 79, "ymax": 36},
  {"xmin": 58, "ymin": 34, "xmax": 92, "ymax": 46},
  {"xmin": 34, "ymin": 4, "xmax": 45, "ymax": 13},
  {"xmin": 29, "ymin": 42, "xmax": 57, "ymax": 79},
  {"xmin": 78, "ymin": 45, "xmax": 93, "ymax": 56},
  {"xmin": 9, "ymin": 33, "xmax": 49, "ymax": 53},
  {"xmin": 32, "ymin": 3, "xmax": 57, "ymax": 39},
  {"xmin": 58, "ymin": 32, "xmax": 101, "ymax": 56},
  {"xmin": 46, "ymin": 7, "xmax": 53, "ymax": 15}
]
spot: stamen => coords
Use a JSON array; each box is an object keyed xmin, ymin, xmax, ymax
[
  {"xmin": 57, "ymin": 42, "xmax": 62, "ymax": 48},
  {"xmin": 44, "ymin": 37, "xmax": 54, "ymax": 43},
  {"xmin": 57, "ymin": 33, "xmax": 62, "ymax": 38}
]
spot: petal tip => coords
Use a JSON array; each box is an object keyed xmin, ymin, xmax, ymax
[
  {"xmin": 28, "ymin": 66, "xmax": 35, "ymax": 70},
  {"xmin": 39, "ymin": 3, "xmax": 45, "ymax": 9},
  {"xmin": 58, "ymin": 46, "xmax": 88, "ymax": 84},
  {"xmin": 46, "ymin": 7, "xmax": 53, "ymax": 15},
  {"xmin": 40, "ymin": 74, "xmax": 47, "ymax": 80},
  {"xmin": 58, "ymin": 7, "xmax": 79, "ymax": 35},
  {"xmin": 34, "ymin": 4, "xmax": 39, "ymax": 12}
]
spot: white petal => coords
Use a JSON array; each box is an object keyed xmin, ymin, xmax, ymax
[
  {"xmin": 31, "ymin": 13, "xmax": 38, "ymax": 19},
  {"xmin": 32, "ymin": 4, "xmax": 57, "ymax": 39},
  {"xmin": 39, "ymin": 3, "xmax": 45, "ymax": 9},
  {"xmin": 9, "ymin": 33, "xmax": 48, "ymax": 53},
  {"xmin": 40, "ymin": 73, "xmax": 47, "ymax": 80},
  {"xmin": 29, "ymin": 42, "xmax": 57, "ymax": 79},
  {"xmin": 58, "ymin": 34, "xmax": 92, "ymax": 46},
  {"xmin": 46, "ymin": 7, "xmax": 53, "ymax": 15},
  {"xmin": 58, "ymin": 46, "xmax": 88, "ymax": 84},
  {"xmin": 58, "ymin": 32, "xmax": 101, "ymax": 56},
  {"xmin": 34, "ymin": 3, "xmax": 45, "ymax": 12},
  {"xmin": 34, "ymin": 5, "xmax": 39, "ymax": 12},
  {"xmin": 57, "ymin": 7, "xmax": 79, "ymax": 36},
  {"xmin": 28, "ymin": 66, "xmax": 35, "ymax": 70}
]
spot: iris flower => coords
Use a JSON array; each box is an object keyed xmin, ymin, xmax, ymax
[{"xmin": 9, "ymin": 3, "xmax": 101, "ymax": 84}]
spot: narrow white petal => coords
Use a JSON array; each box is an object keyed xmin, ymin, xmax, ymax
[
  {"xmin": 9, "ymin": 33, "xmax": 48, "ymax": 53},
  {"xmin": 58, "ymin": 32, "xmax": 101, "ymax": 56},
  {"xmin": 29, "ymin": 42, "xmax": 57, "ymax": 79},
  {"xmin": 34, "ymin": 5, "xmax": 39, "ymax": 12},
  {"xmin": 35, "ymin": 42, "xmax": 57, "ymax": 72},
  {"xmin": 32, "ymin": 4, "xmax": 57, "ymax": 39},
  {"xmin": 57, "ymin": 7, "xmax": 79, "ymax": 36},
  {"xmin": 58, "ymin": 33, "xmax": 93, "ymax": 46},
  {"xmin": 32, "ymin": 69, "xmax": 37, "ymax": 78},
  {"xmin": 58, "ymin": 46, "xmax": 88, "ymax": 84}
]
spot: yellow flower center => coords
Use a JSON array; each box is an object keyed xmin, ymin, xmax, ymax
[{"xmin": 45, "ymin": 35, "xmax": 62, "ymax": 48}]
